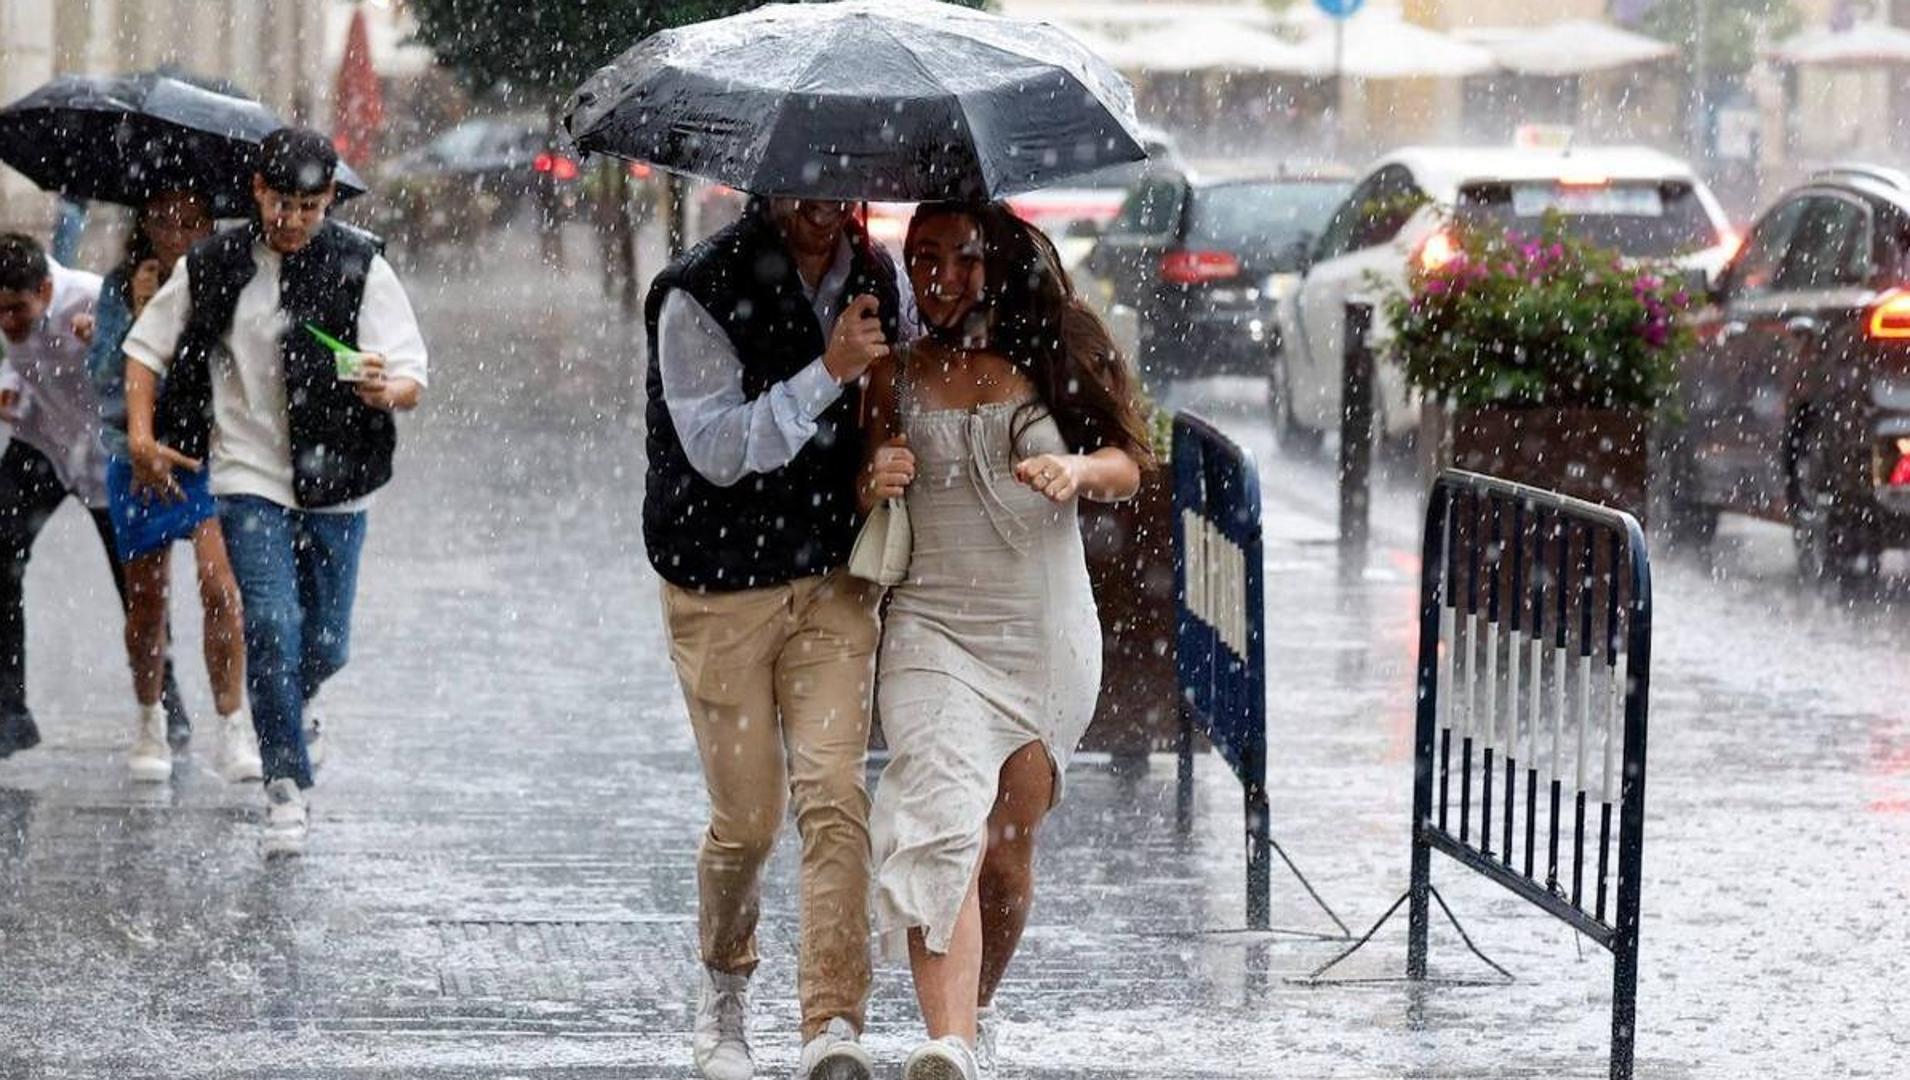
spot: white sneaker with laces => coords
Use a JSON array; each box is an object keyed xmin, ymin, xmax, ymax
[
  {"xmin": 799, "ymin": 1017, "xmax": 873, "ymax": 1080},
  {"xmin": 693, "ymin": 967, "xmax": 753, "ymax": 1080},
  {"xmin": 974, "ymin": 1005, "xmax": 998, "ymax": 1078},
  {"xmin": 127, "ymin": 704, "xmax": 172, "ymax": 783},
  {"xmin": 262, "ymin": 778, "xmax": 308, "ymax": 857},
  {"xmin": 214, "ymin": 709, "xmax": 263, "ymax": 783},
  {"xmin": 902, "ymin": 1035, "xmax": 977, "ymax": 1080}
]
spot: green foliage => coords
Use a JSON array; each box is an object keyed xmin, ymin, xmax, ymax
[
  {"xmin": 1634, "ymin": 0, "xmax": 1802, "ymax": 78},
  {"xmin": 1381, "ymin": 215, "xmax": 1695, "ymax": 411},
  {"xmin": 410, "ymin": 0, "xmax": 987, "ymax": 100}
]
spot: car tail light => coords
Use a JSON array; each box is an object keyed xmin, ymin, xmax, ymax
[
  {"xmin": 1868, "ymin": 288, "xmax": 1910, "ymax": 339},
  {"xmin": 1418, "ymin": 230, "xmax": 1458, "ymax": 272},
  {"xmin": 1159, "ymin": 250, "xmax": 1241, "ymax": 285},
  {"xmin": 1878, "ymin": 437, "xmax": 1910, "ymax": 488},
  {"xmin": 533, "ymin": 152, "xmax": 580, "ymax": 181},
  {"xmin": 627, "ymin": 162, "xmax": 653, "ymax": 180}
]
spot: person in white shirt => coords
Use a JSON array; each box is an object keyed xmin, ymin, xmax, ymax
[
  {"xmin": 123, "ymin": 129, "xmax": 426, "ymax": 857},
  {"xmin": 0, "ymin": 232, "xmax": 187, "ymax": 762}
]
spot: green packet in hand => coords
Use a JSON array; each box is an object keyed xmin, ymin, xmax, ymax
[{"xmin": 303, "ymin": 322, "xmax": 371, "ymax": 382}]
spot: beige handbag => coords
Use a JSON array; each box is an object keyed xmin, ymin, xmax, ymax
[
  {"xmin": 847, "ymin": 352, "xmax": 913, "ymax": 586},
  {"xmin": 848, "ymin": 496, "xmax": 911, "ymax": 586}
]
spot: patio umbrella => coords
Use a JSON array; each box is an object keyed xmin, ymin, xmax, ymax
[
  {"xmin": 564, "ymin": 0, "xmax": 1147, "ymax": 201},
  {"xmin": 0, "ymin": 71, "xmax": 367, "ymax": 218}
]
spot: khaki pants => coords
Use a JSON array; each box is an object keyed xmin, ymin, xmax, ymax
[{"xmin": 661, "ymin": 569, "xmax": 881, "ymax": 1039}]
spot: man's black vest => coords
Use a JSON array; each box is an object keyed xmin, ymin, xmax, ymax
[
  {"xmin": 159, "ymin": 220, "xmax": 395, "ymax": 509},
  {"xmin": 643, "ymin": 207, "xmax": 899, "ymax": 591}
]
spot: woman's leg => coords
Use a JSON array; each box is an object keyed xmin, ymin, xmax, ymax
[
  {"xmin": 191, "ymin": 519, "xmax": 245, "ymax": 716},
  {"xmin": 977, "ymin": 741, "xmax": 1056, "ymax": 1008},
  {"xmin": 121, "ymin": 548, "xmax": 171, "ymax": 708},
  {"xmin": 907, "ymin": 847, "xmax": 985, "ymax": 1043}
]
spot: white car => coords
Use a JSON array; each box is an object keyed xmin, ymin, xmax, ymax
[{"xmin": 1270, "ymin": 145, "xmax": 1739, "ymax": 448}]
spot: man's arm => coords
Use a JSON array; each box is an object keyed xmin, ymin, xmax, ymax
[
  {"xmin": 659, "ymin": 290, "xmax": 885, "ymax": 488},
  {"xmin": 354, "ymin": 256, "xmax": 426, "ymax": 413}
]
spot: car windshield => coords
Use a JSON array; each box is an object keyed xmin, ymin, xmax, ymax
[
  {"xmin": 1185, "ymin": 180, "xmax": 1352, "ymax": 257},
  {"xmin": 1457, "ymin": 180, "xmax": 1720, "ymax": 257}
]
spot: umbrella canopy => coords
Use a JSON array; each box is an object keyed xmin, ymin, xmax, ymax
[
  {"xmin": 0, "ymin": 71, "xmax": 366, "ymax": 218},
  {"xmin": 565, "ymin": 0, "xmax": 1148, "ymax": 201},
  {"xmin": 1768, "ymin": 24, "xmax": 1910, "ymax": 67},
  {"xmin": 1469, "ymin": 20, "xmax": 1677, "ymax": 77}
]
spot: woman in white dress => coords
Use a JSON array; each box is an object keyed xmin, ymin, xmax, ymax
[{"xmin": 859, "ymin": 202, "xmax": 1152, "ymax": 1080}]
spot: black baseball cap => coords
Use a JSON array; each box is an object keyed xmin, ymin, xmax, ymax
[{"xmin": 257, "ymin": 127, "xmax": 338, "ymax": 195}]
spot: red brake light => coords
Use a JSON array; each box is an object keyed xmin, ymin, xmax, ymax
[
  {"xmin": 628, "ymin": 162, "xmax": 653, "ymax": 180},
  {"xmin": 532, "ymin": 152, "xmax": 553, "ymax": 174},
  {"xmin": 1890, "ymin": 442, "xmax": 1910, "ymax": 487},
  {"xmin": 1159, "ymin": 250, "xmax": 1241, "ymax": 285},
  {"xmin": 551, "ymin": 155, "xmax": 579, "ymax": 182},
  {"xmin": 1868, "ymin": 288, "xmax": 1910, "ymax": 339},
  {"xmin": 1418, "ymin": 231, "xmax": 1458, "ymax": 272}
]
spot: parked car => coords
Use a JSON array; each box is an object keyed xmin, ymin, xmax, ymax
[
  {"xmin": 378, "ymin": 115, "xmax": 583, "ymax": 235},
  {"xmin": 1080, "ymin": 172, "xmax": 1351, "ymax": 391},
  {"xmin": 1272, "ymin": 145, "xmax": 1738, "ymax": 449},
  {"xmin": 1668, "ymin": 164, "xmax": 1910, "ymax": 580}
]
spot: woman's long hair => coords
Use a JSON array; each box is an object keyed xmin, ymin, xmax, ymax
[
  {"xmin": 114, "ymin": 216, "xmax": 157, "ymax": 285},
  {"xmin": 907, "ymin": 201, "xmax": 1156, "ymax": 468}
]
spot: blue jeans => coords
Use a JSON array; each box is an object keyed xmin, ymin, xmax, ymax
[{"xmin": 218, "ymin": 496, "xmax": 367, "ymax": 788}]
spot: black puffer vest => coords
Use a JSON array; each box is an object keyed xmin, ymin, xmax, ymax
[
  {"xmin": 643, "ymin": 208, "xmax": 900, "ymax": 591},
  {"xmin": 159, "ymin": 220, "xmax": 394, "ymax": 508}
]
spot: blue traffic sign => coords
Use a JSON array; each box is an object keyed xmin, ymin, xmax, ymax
[{"xmin": 1314, "ymin": 0, "xmax": 1365, "ymax": 17}]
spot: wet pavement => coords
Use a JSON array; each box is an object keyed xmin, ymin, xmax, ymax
[{"xmin": 1, "ymin": 223, "xmax": 1907, "ymax": 1078}]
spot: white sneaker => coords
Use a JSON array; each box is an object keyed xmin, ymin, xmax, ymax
[
  {"xmin": 214, "ymin": 710, "xmax": 263, "ymax": 783},
  {"xmin": 262, "ymin": 778, "xmax": 308, "ymax": 857},
  {"xmin": 127, "ymin": 704, "xmax": 172, "ymax": 783},
  {"xmin": 693, "ymin": 967, "xmax": 753, "ymax": 1080},
  {"xmin": 902, "ymin": 1036, "xmax": 977, "ymax": 1080},
  {"xmin": 800, "ymin": 1018, "xmax": 873, "ymax": 1080},
  {"xmin": 974, "ymin": 1005, "xmax": 998, "ymax": 1079}
]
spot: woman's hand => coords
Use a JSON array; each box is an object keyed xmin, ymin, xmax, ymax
[
  {"xmin": 1014, "ymin": 453, "xmax": 1081, "ymax": 503},
  {"xmin": 129, "ymin": 259, "xmax": 163, "ymax": 316},
  {"xmin": 70, "ymin": 313, "xmax": 95, "ymax": 346},
  {"xmin": 128, "ymin": 436, "xmax": 200, "ymax": 504},
  {"xmin": 864, "ymin": 435, "xmax": 916, "ymax": 502}
]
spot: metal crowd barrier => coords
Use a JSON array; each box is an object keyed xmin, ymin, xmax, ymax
[
  {"xmin": 1172, "ymin": 412, "xmax": 1346, "ymax": 938},
  {"xmin": 1314, "ymin": 468, "xmax": 1652, "ymax": 1080},
  {"xmin": 1173, "ymin": 412, "xmax": 1271, "ymax": 930}
]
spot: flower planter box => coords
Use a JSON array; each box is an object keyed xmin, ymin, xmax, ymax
[
  {"xmin": 1080, "ymin": 468, "xmax": 1179, "ymax": 759},
  {"xmin": 1450, "ymin": 406, "xmax": 1651, "ymax": 520}
]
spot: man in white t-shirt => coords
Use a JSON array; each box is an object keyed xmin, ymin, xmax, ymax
[
  {"xmin": 123, "ymin": 129, "xmax": 427, "ymax": 856},
  {"xmin": 0, "ymin": 233, "xmax": 187, "ymax": 760}
]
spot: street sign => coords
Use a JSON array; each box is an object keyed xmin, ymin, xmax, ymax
[{"xmin": 1314, "ymin": 0, "xmax": 1365, "ymax": 17}]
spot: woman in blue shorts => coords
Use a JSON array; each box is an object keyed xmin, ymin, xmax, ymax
[{"xmin": 88, "ymin": 190, "xmax": 253, "ymax": 783}]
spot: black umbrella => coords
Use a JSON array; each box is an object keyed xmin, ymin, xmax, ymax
[
  {"xmin": 0, "ymin": 71, "xmax": 366, "ymax": 218},
  {"xmin": 565, "ymin": 0, "xmax": 1147, "ymax": 202}
]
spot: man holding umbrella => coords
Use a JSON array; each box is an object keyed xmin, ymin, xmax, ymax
[{"xmin": 646, "ymin": 194, "xmax": 900, "ymax": 1080}]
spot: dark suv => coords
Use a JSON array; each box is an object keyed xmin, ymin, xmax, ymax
[
  {"xmin": 1082, "ymin": 173, "xmax": 1349, "ymax": 389},
  {"xmin": 1669, "ymin": 164, "xmax": 1910, "ymax": 579}
]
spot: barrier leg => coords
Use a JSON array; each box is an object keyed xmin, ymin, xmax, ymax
[
  {"xmin": 1406, "ymin": 830, "xmax": 1431, "ymax": 979},
  {"xmin": 1246, "ymin": 784, "xmax": 1271, "ymax": 931},
  {"xmin": 1176, "ymin": 696, "xmax": 1195, "ymax": 835}
]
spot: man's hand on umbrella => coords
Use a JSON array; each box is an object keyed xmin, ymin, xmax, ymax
[
  {"xmin": 824, "ymin": 295, "xmax": 889, "ymax": 384},
  {"xmin": 128, "ymin": 437, "xmax": 199, "ymax": 504}
]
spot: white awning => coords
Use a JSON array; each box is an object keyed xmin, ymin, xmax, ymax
[
  {"xmin": 1467, "ymin": 20, "xmax": 1677, "ymax": 77},
  {"xmin": 1102, "ymin": 21, "xmax": 1312, "ymax": 74},
  {"xmin": 1768, "ymin": 24, "xmax": 1910, "ymax": 66},
  {"xmin": 1291, "ymin": 13, "xmax": 1497, "ymax": 79}
]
